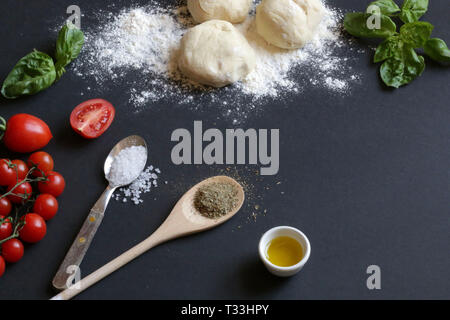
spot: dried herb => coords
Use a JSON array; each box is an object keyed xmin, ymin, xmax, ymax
[{"xmin": 194, "ymin": 182, "xmax": 239, "ymax": 218}]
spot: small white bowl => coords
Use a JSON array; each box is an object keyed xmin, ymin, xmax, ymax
[{"xmin": 258, "ymin": 226, "xmax": 311, "ymax": 277}]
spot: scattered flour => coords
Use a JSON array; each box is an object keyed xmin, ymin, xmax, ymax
[{"xmin": 70, "ymin": 1, "xmax": 364, "ymax": 122}]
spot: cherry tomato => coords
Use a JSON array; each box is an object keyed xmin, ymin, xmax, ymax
[
  {"xmin": 19, "ymin": 213, "xmax": 47, "ymax": 243},
  {"xmin": 70, "ymin": 99, "xmax": 115, "ymax": 139},
  {"xmin": 1, "ymin": 239, "xmax": 24, "ymax": 263},
  {"xmin": 28, "ymin": 151, "xmax": 54, "ymax": 177},
  {"xmin": 11, "ymin": 160, "xmax": 29, "ymax": 180},
  {"xmin": 33, "ymin": 194, "xmax": 58, "ymax": 221},
  {"xmin": 0, "ymin": 198, "xmax": 12, "ymax": 216},
  {"xmin": 0, "ymin": 256, "xmax": 5, "ymax": 277},
  {"xmin": 0, "ymin": 216, "xmax": 13, "ymax": 240},
  {"xmin": 2, "ymin": 114, "xmax": 52, "ymax": 153},
  {"xmin": 7, "ymin": 181, "xmax": 32, "ymax": 204},
  {"xmin": 0, "ymin": 159, "xmax": 16, "ymax": 186},
  {"xmin": 38, "ymin": 171, "xmax": 65, "ymax": 197}
]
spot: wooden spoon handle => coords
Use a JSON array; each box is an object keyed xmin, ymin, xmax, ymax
[{"xmin": 51, "ymin": 234, "xmax": 161, "ymax": 300}]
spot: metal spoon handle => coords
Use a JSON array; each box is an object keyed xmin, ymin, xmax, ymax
[{"xmin": 52, "ymin": 185, "xmax": 116, "ymax": 290}]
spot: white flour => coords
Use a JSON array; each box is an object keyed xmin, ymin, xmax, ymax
[{"xmin": 70, "ymin": 1, "xmax": 364, "ymax": 122}]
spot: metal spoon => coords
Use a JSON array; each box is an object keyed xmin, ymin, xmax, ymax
[
  {"xmin": 52, "ymin": 135, "xmax": 148, "ymax": 290},
  {"xmin": 51, "ymin": 176, "xmax": 244, "ymax": 300}
]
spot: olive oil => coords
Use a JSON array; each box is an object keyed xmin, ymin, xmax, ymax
[{"xmin": 266, "ymin": 236, "xmax": 304, "ymax": 267}]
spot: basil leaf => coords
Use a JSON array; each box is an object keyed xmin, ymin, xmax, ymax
[
  {"xmin": 374, "ymin": 36, "xmax": 401, "ymax": 62},
  {"xmin": 380, "ymin": 44, "xmax": 425, "ymax": 88},
  {"xmin": 399, "ymin": 21, "xmax": 433, "ymax": 48},
  {"xmin": 344, "ymin": 12, "xmax": 397, "ymax": 38},
  {"xmin": 368, "ymin": 0, "xmax": 401, "ymax": 16},
  {"xmin": 399, "ymin": 0, "xmax": 429, "ymax": 23},
  {"xmin": 1, "ymin": 50, "xmax": 56, "ymax": 99},
  {"xmin": 424, "ymin": 38, "xmax": 450, "ymax": 63},
  {"xmin": 55, "ymin": 22, "xmax": 84, "ymax": 80}
]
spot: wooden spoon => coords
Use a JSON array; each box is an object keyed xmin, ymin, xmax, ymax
[{"xmin": 51, "ymin": 175, "xmax": 245, "ymax": 300}]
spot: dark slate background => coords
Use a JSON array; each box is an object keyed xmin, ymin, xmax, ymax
[{"xmin": 0, "ymin": 0, "xmax": 449, "ymax": 300}]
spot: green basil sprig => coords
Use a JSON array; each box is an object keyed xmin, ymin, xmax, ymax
[
  {"xmin": 399, "ymin": 0, "xmax": 429, "ymax": 23},
  {"xmin": 1, "ymin": 50, "xmax": 56, "ymax": 99},
  {"xmin": 1, "ymin": 22, "xmax": 84, "ymax": 99},
  {"xmin": 55, "ymin": 22, "xmax": 85, "ymax": 80},
  {"xmin": 380, "ymin": 45, "xmax": 425, "ymax": 88},
  {"xmin": 424, "ymin": 38, "xmax": 450, "ymax": 64},
  {"xmin": 344, "ymin": 0, "xmax": 448, "ymax": 88},
  {"xmin": 344, "ymin": 12, "xmax": 397, "ymax": 38},
  {"xmin": 368, "ymin": 0, "xmax": 400, "ymax": 16},
  {"xmin": 399, "ymin": 21, "xmax": 433, "ymax": 48}
]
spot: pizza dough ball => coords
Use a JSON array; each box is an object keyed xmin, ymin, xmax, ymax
[
  {"xmin": 178, "ymin": 20, "xmax": 256, "ymax": 88},
  {"xmin": 256, "ymin": 0, "xmax": 325, "ymax": 49},
  {"xmin": 188, "ymin": 0, "xmax": 253, "ymax": 24}
]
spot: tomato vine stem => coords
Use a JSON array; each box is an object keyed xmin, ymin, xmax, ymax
[
  {"xmin": 0, "ymin": 116, "xmax": 5, "ymax": 140},
  {"xmin": 0, "ymin": 163, "xmax": 47, "ymax": 201}
]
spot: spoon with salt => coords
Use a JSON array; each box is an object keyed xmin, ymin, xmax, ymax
[
  {"xmin": 52, "ymin": 135, "xmax": 147, "ymax": 290},
  {"xmin": 51, "ymin": 175, "xmax": 244, "ymax": 300}
]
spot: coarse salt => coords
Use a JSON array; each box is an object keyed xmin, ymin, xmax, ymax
[
  {"xmin": 107, "ymin": 145, "xmax": 147, "ymax": 187},
  {"xmin": 114, "ymin": 165, "xmax": 161, "ymax": 205}
]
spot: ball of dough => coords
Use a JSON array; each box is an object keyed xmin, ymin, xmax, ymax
[
  {"xmin": 178, "ymin": 20, "xmax": 256, "ymax": 88},
  {"xmin": 188, "ymin": 0, "xmax": 253, "ymax": 24},
  {"xmin": 256, "ymin": 0, "xmax": 325, "ymax": 49}
]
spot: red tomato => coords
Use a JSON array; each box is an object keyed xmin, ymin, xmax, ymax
[
  {"xmin": 1, "ymin": 239, "xmax": 24, "ymax": 263},
  {"xmin": 0, "ymin": 216, "xmax": 13, "ymax": 240},
  {"xmin": 0, "ymin": 198, "xmax": 12, "ymax": 216},
  {"xmin": 33, "ymin": 194, "xmax": 58, "ymax": 221},
  {"xmin": 0, "ymin": 159, "xmax": 16, "ymax": 186},
  {"xmin": 19, "ymin": 213, "xmax": 47, "ymax": 243},
  {"xmin": 0, "ymin": 256, "xmax": 5, "ymax": 277},
  {"xmin": 28, "ymin": 151, "xmax": 54, "ymax": 177},
  {"xmin": 7, "ymin": 181, "xmax": 32, "ymax": 204},
  {"xmin": 2, "ymin": 114, "xmax": 52, "ymax": 153},
  {"xmin": 70, "ymin": 99, "xmax": 115, "ymax": 139},
  {"xmin": 38, "ymin": 171, "xmax": 65, "ymax": 197},
  {"xmin": 11, "ymin": 160, "xmax": 29, "ymax": 180}
]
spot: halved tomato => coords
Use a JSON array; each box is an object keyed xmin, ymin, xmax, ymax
[{"xmin": 70, "ymin": 99, "xmax": 115, "ymax": 139}]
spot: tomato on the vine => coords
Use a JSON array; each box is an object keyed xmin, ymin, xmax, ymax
[
  {"xmin": 0, "ymin": 159, "xmax": 16, "ymax": 186},
  {"xmin": 7, "ymin": 181, "xmax": 32, "ymax": 204},
  {"xmin": 33, "ymin": 194, "xmax": 58, "ymax": 221},
  {"xmin": 1, "ymin": 239, "xmax": 24, "ymax": 263},
  {"xmin": 11, "ymin": 160, "xmax": 29, "ymax": 180},
  {"xmin": 28, "ymin": 151, "xmax": 54, "ymax": 177},
  {"xmin": 0, "ymin": 216, "xmax": 13, "ymax": 240},
  {"xmin": 19, "ymin": 213, "xmax": 47, "ymax": 243},
  {"xmin": 0, "ymin": 198, "xmax": 12, "ymax": 216},
  {"xmin": 70, "ymin": 99, "xmax": 115, "ymax": 139},
  {"xmin": 0, "ymin": 256, "xmax": 5, "ymax": 277},
  {"xmin": 38, "ymin": 171, "xmax": 65, "ymax": 197}
]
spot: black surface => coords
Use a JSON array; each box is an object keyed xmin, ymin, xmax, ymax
[{"xmin": 0, "ymin": 0, "xmax": 449, "ymax": 300}]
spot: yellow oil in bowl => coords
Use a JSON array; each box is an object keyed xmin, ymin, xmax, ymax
[{"xmin": 266, "ymin": 236, "xmax": 304, "ymax": 267}]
